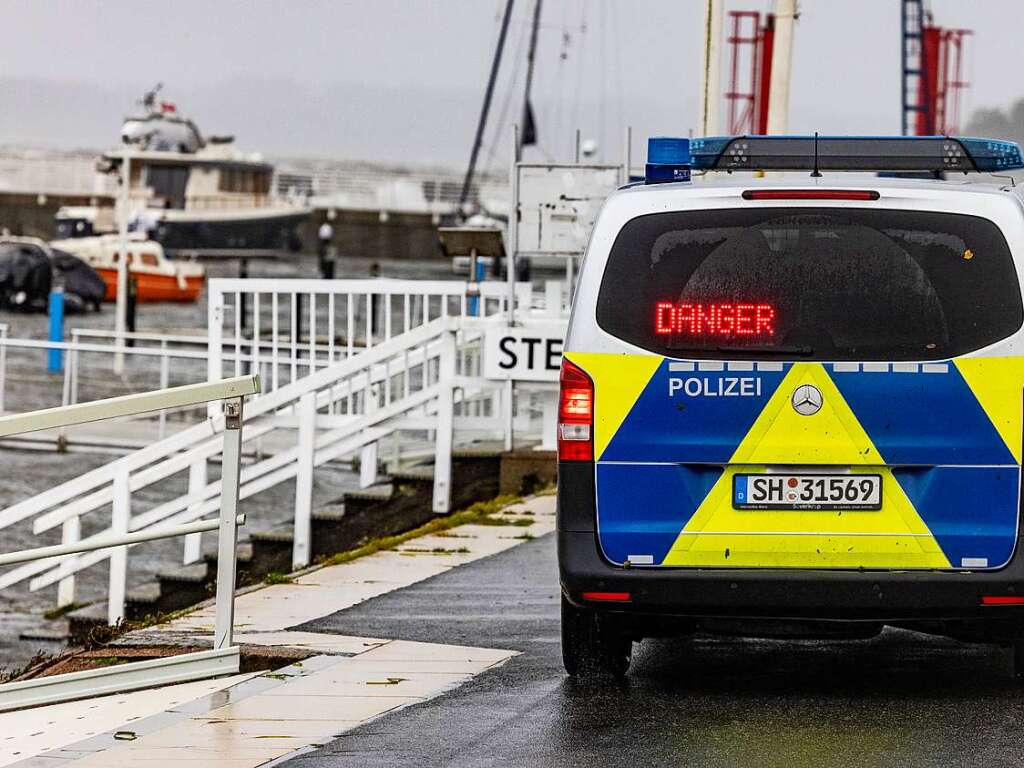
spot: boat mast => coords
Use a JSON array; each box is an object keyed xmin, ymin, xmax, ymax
[
  {"xmin": 459, "ymin": 0, "xmax": 516, "ymax": 215},
  {"xmin": 518, "ymin": 0, "xmax": 543, "ymax": 154},
  {"xmin": 699, "ymin": 0, "xmax": 723, "ymax": 136}
]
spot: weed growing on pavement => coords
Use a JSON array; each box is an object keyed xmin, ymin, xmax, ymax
[
  {"xmin": 263, "ymin": 572, "xmax": 294, "ymax": 585},
  {"xmin": 319, "ymin": 494, "xmax": 524, "ymax": 567}
]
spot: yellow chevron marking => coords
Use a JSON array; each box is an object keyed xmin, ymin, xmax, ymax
[
  {"xmin": 662, "ymin": 363, "xmax": 950, "ymax": 568},
  {"xmin": 565, "ymin": 353, "xmax": 662, "ymax": 461},
  {"xmin": 955, "ymin": 357, "xmax": 1024, "ymax": 464},
  {"xmin": 732, "ymin": 362, "xmax": 882, "ymax": 465}
]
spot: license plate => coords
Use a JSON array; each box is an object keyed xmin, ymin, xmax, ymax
[{"xmin": 733, "ymin": 473, "xmax": 882, "ymax": 510}]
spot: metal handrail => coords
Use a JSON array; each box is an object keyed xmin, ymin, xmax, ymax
[
  {"xmin": 0, "ymin": 375, "xmax": 258, "ymax": 710},
  {"xmin": 0, "ymin": 514, "xmax": 244, "ymax": 567},
  {"xmin": 0, "ymin": 375, "xmax": 258, "ymax": 627},
  {"xmin": 0, "ymin": 374, "xmax": 258, "ymax": 437}
]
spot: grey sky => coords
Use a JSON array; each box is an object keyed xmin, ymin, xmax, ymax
[{"xmin": 0, "ymin": 1, "xmax": 1017, "ymax": 168}]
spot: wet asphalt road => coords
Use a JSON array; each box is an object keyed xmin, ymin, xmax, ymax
[{"xmin": 290, "ymin": 533, "xmax": 1024, "ymax": 768}]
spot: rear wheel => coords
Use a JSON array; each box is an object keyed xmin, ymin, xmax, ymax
[
  {"xmin": 561, "ymin": 595, "xmax": 632, "ymax": 680},
  {"xmin": 1012, "ymin": 637, "xmax": 1024, "ymax": 684}
]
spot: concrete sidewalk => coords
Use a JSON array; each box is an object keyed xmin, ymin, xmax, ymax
[{"xmin": 3, "ymin": 495, "xmax": 555, "ymax": 767}]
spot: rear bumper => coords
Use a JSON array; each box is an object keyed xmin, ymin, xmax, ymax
[{"xmin": 558, "ymin": 462, "xmax": 1024, "ymax": 623}]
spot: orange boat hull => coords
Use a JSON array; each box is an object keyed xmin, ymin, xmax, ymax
[{"xmin": 96, "ymin": 268, "xmax": 204, "ymax": 303}]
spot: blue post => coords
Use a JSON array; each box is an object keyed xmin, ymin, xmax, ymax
[
  {"xmin": 47, "ymin": 289, "xmax": 64, "ymax": 374},
  {"xmin": 469, "ymin": 256, "xmax": 486, "ymax": 317}
]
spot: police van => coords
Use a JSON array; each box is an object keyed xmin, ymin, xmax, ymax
[{"xmin": 557, "ymin": 135, "xmax": 1024, "ymax": 678}]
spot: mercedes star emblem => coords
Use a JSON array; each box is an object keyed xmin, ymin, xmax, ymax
[{"xmin": 791, "ymin": 384, "xmax": 823, "ymax": 416}]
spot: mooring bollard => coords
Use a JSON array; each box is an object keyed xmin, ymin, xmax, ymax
[
  {"xmin": 47, "ymin": 288, "xmax": 64, "ymax": 374},
  {"xmin": 126, "ymin": 277, "xmax": 137, "ymax": 347}
]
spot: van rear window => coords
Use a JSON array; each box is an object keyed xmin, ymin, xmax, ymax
[{"xmin": 596, "ymin": 207, "xmax": 1024, "ymax": 360}]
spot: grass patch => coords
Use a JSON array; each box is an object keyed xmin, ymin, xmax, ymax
[
  {"xmin": 512, "ymin": 533, "xmax": 535, "ymax": 540},
  {"xmin": 474, "ymin": 516, "xmax": 533, "ymax": 527},
  {"xmin": 319, "ymin": 494, "xmax": 522, "ymax": 568},
  {"xmin": 263, "ymin": 572, "xmax": 294, "ymax": 586},
  {"xmin": 82, "ymin": 605, "xmax": 194, "ymax": 651}
]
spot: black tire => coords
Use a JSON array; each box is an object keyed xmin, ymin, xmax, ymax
[
  {"xmin": 561, "ymin": 595, "xmax": 632, "ymax": 680},
  {"xmin": 1012, "ymin": 638, "xmax": 1024, "ymax": 684}
]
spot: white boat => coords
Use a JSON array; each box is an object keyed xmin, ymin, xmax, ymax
[{"xmin": 55, "ymin": 86, "xmax": 309, "ymax": 255}]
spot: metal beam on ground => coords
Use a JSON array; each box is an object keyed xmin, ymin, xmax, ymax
[{"xmin": 0, "ymin": 647, "xmax": 240, "ymax": 713}]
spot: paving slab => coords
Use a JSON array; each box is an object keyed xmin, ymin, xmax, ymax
[
  {"xmin": 0, "ymin": 673, "xmax": 257, "ymax": 767},
  {"xmin": 7, "ymin": 495, "xmax": 553, "ymax": 767}
]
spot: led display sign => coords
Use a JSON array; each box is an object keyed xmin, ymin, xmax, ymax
[{"xmin": 655, "ymin": 302, "xmax": 776, "ymax": 338}]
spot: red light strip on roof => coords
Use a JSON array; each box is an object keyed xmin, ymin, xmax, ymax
[{"xmin": 741, "ymin": 189, "xmax": 880, "ymax": 201}]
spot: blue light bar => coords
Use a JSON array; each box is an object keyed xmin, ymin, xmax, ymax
[
  {"xmin": 645, "ymin": 137, "xmax": 691, "ymax": 184},
  {"xmin": 958, "ymin": 137, "xmax": 1024, "ymax": 171},
  {"xmin": 685, "ymin": 135, "xmax": 1024, "ymax": 173}
]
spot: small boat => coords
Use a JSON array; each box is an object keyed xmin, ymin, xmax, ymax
[{"xmin": 50, "ymin": 234, "xmax": 205, "ymax": 303}]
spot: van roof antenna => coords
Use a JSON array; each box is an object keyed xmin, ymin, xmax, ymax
[{"xmin": 810, "ymin": 132, "xmax": 822, "ymax": 178}]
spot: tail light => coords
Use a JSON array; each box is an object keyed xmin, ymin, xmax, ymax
[
  {"xmin": 558, "ymin": 359, "xmax": 594, "ymax": 461},
  {"xmin": 581, "ymin": 591, "xmax": 631, "ymax": 602}
]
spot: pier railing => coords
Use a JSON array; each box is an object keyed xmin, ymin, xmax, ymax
[
  {"xmin": 0, "ymin": 374, "xmax": 258, "ymax": 711},
  {"xmin": 206, "ymin": 277, "xmax": 531, "ymax": 394},
  {"xmin": 0, "ymin": 277, "xmax": 559, "ymax": 635},
  {"xmin": 0, "ymin": 280, "xmax": 541, "ymax": 438},
  {"xmin": 0, "ymin": 315, "xmax": 511, "ymax": 622}
]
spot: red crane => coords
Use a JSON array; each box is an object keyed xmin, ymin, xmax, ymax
[
  {"xmin": 724, "ymin": 10, "xmax": 774, "ymax": 135},
  {"xmin": 902, "ymin": 1, "xmax": 972, "ymax": 135}
]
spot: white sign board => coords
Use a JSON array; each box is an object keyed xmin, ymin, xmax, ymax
[
  {"xmin": 484, "ymin": 322, "xmax": 565, "ymax": 383},
  {"xmin": 515, "ymin": 163, "xmax": 623, "ymax": 256}
]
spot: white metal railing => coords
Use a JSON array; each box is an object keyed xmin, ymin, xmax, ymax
[
  {"xmin": 0, "ymin": 315, "xmax": 509, "ymax": 622},
  {"xmin": 207, "ymin": 277, "xmax": 531, "ymax": 395},
  {"xmin": 0, "ymin": 280, "xmax": 550, "ymax": 436},
  {"xmin": 62, "ymin": 328, "xmax": 311, "ymax": 441},
  {"xmin": 0, "ymin": 328, "xmax": 335, "ymax": 445},
  {"xmin": 0, "ymin": 276, "xmax": 560, "ymax": 625},
  {"xmin": 0, "ymin": 374, "xmax": 258, "ymax": 711}
]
